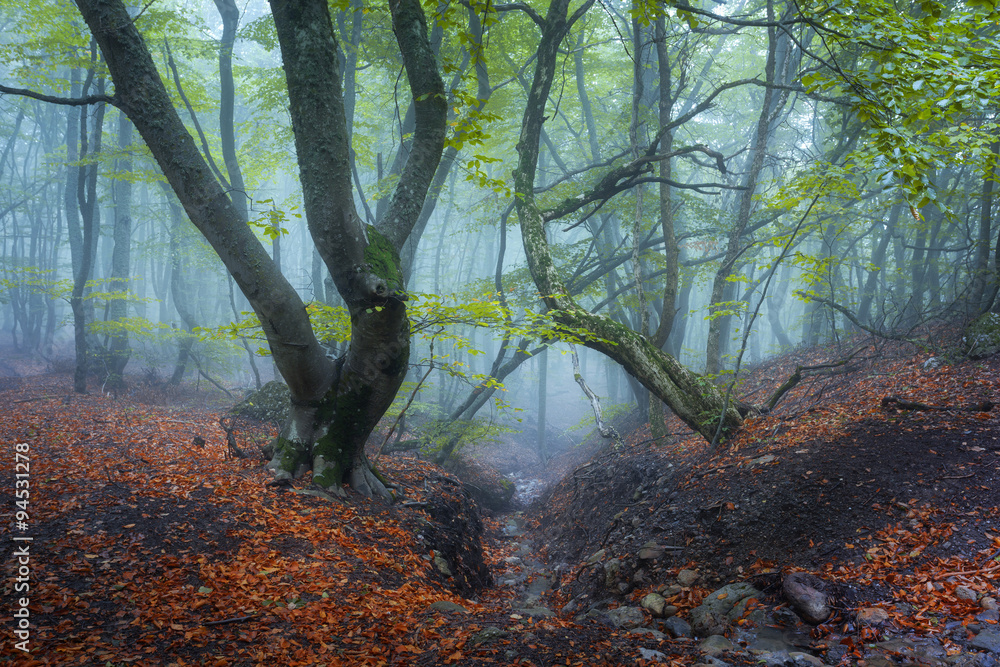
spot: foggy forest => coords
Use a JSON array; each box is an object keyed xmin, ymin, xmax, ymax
[{"xmin": 1, "ymin": 0, "xmax": 1000, "ymax": 665}]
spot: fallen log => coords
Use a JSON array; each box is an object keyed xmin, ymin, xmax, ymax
[{"xmin": 881, "ymin": 396, "xmax": 994, "ymax": 412}]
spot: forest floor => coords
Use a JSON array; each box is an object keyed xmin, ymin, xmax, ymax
[{"xmin": 1, "ymin": 333, "xmax": 999, "ymax": 666}]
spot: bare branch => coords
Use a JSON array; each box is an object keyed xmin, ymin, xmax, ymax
[{"xmin": 0, "ymin": 84, "xmax": 116, "ymax": 107}]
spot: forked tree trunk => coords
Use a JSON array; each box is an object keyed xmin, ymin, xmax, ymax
[{"xmin": 73, "ymin": 0, "xmax": 445, "ymax": 497}]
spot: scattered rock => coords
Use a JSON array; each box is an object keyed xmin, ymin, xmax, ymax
[
  {"xmin": 965, "ymin": 312, "xmax": 1000, "ymax": 359},
  {"xmin": 641, "ymin": 592, "xmax": 668, "ymax": 617},
  {"xmin": 662, "ymin": 615, "xmax": 692, "ymax": 638},
  {"xmin": 677, "ymin": 568, "xmax": 700, "ymax": 586},
  {"xmin": 604, "ymin": 558, "xmax": 621, "ymax": 588},
  {"xmin": 471, "ymin": 626, "xmax": 508, "ymax": 646},
  {"xmin": 922, "ymin": 356, "xmax": 943, "ymax": 370},
  {"xmin": 516, "ymin": 606, "xmax": 555, "ymax": 619},
  {"xmin": 789, "ymin": 652, "xmax": 826, "ymax": 666},
  {"xmin": 587, "ymin": 549, "xmax": 606, "ymax": 564},
  {"xmin": 638, "ymin": 542, "xmax": 666, "ymax": 560},
  {"xmin": 875, "ymin": 637, "xmax": 948, "ymax": 663},
  {"xmin": 956, "ymin": 585, "xmax": 979, "ymax": 601},
  {"xmin": 690, "ymin": 582, "xmax": 760, "ymax": 637},
  {"xmin": 857, "ymin": 607, "xmax": 890, "ymax": 624},
  {"xmin": 605, "ymin": 606, "xmax": 646, "ymax": 629},
  {"xmin": 433, "ymin": 555, "xmax": 453, "ymax": 577},
  {"xmin": 982, "ymin": 596, "xmax": 999, "ymax": 611},
  {"xmin": 973, "ymin": 629, "xmax": 1000, "ymax": 653},
  {"xmin": 428, "ymin": 600, "xmax": 467, "ymax": 613},
  {"xmin": 978, "ymin": 609, "xmax": 1000, "ymax": 623},
  {"xmin": 699, "ymin": 634, "xmax": 735, "ymax": 656},
  {"xmin": 629, "ymin": 627, "xmax": 667, "ymax": 641},
  {"xmin": 782, "ymin": 572, "xmax": 831, "ymax": 625},
  {"xmin": 638, "ymin": 647, "xmax": 668, "ymax": 662}
]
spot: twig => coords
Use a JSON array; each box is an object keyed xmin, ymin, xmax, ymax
[
  {"xmin": 934, "ymin": 562, "xmax": 1000, "ymax": 579},
  {"xmin": 202, "ymin": 614, "xmax": 255, "ymax": 627},
  {"xmin": 13, "ymin": 395, "xmax": 61, "ymax": 403}
]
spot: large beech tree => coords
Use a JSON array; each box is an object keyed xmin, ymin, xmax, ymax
[{"xmin": 69, "ymin": 0, "xmax": 446, "ymax": 498}]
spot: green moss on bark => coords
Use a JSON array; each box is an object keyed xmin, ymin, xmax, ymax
[{"xmin": 364, "ymin": 225, "xmax": 404, "ymax": 294}]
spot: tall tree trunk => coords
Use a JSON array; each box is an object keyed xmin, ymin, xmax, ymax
[
  {"xmin": 858, "ymin": 202, "xmax": 901, "ymax": 326},
  {"xmin": 972, "ymin": 141, "xmax": 998, "ymax": 312},
  {"xmin": 536, "ymin": 346, "xmax": 548, "ymax": 463},
  {"xmin": 104, "ymin": 111, "xmax": 133, "ymax": 392},
  {"xmin": 70, "ymin": 55, "xmax": 105, "ymax": 394},
  {"xmin": 705, "ymin": 1, "xmax": 782, "ymax": 377}
]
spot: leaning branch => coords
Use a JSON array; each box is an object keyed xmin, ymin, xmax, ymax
[
  {"xmin": 0, "ymin": 84, "xmax": 116, "ymax": 107},
  {"xmin": 570, "ymin": 345, "xmax": 621, "ymax": 446},
  {"xmin": 765, "ymin": 353, "xmax": 864, "ymax": 412},
  {"xmin": 794, "ymin": 291, "xmax": 923, "ymax": 345}
]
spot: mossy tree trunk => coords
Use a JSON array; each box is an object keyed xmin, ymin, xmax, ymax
[
  {"xmin": 511, "ymin": 0, "xmax": 742, "ymax": 442},
  {"xmin": 73, "ymin": 0, "xmax": 445, "ymax": 497}
]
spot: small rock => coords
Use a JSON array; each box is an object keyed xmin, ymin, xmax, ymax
[
  {"xmin": 604, "ymin": 558, "xmax": 621, "ymax": 588},
  {"xmin": 782, "ymin": 572, "xmax": 831, "ymax": 625},
  {"xmin": 516, "ymin": 606, "xmax": 555, "ymax": 619},
  {"xmin": 789, "ymin": 651, "xmax": 825, "ymax": 666},
  {"xmin": 982, "ymin": 597, "xmax": 999, "ymax": 611},
  {"xmin": 677, "ymin": 568, "xmax": 700, "ymax": 587},
  {"xmin": 638, "ymin": 542, "xmax": 666, "ymax": 560},
  {"xmin": 638, "ymin": 647, "xmax": 667, "ymax": 662},
  {"xmin": 630, "ymin": 627, "xmax": 667, "ymax": 641},
  {"xmin": 956, "ymin": 585, "xmax": 979, "ymax": 601},
  {"xmin": 504, "ymin": 556, "xmax": 523, "ymax": 566},
  {"xmin": 428, "ymin": 600, "xmax": 467, "ymax": 613},
  {"xmin": 606, "ymin": 606, "xmax": 646, "ymax": 629},
  {"xmin": 433, "ymin": 555, "xmax": 453, "ymax": 577},
  {"xmin": 977, "ymin": 609, "xmax": 1000, "ymax": 623},
  {"xmin": 663, "ymin": 605, "xmax": 679, "ymax": 617},
  {"xmin": 699, "ymin": 634, "xmax": 735, "ymax": 656},
  {"xmin": 690, "ymin": 582, "xmax": 760, "ymax": 637},
  {"xmin": 857, "ymin": 607, "xmax": 891, "ymax": 624},
  {"xmin": 662, "ymin": 615, "xmax": 692, "ymax": 638},
  {"xmin": 587, "ymin": 549, "xmax": 606, "ymax": 563},
  {"xmin": 471, "ymin": 626, "xmax": 507, "ymax": 646},
  {"xmin": 749, "ymin": 649, "xmax": 794, "ymax": 666},
  {"xmin": 922, "ymin": 357, "xmax": 942, "ymax": 370},
  {"xmin": 641, "ymin": 592, "xmax": 668, "ymax": 617}
]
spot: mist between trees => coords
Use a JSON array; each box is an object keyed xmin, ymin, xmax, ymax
[{"xmin": 1, "ymin": 0, "xmax": 998, "ymax": 495}]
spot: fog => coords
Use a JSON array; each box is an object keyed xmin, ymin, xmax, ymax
[{"xmin": 1, "ymin": 0, "xmax": 997, "ymax": 475}]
